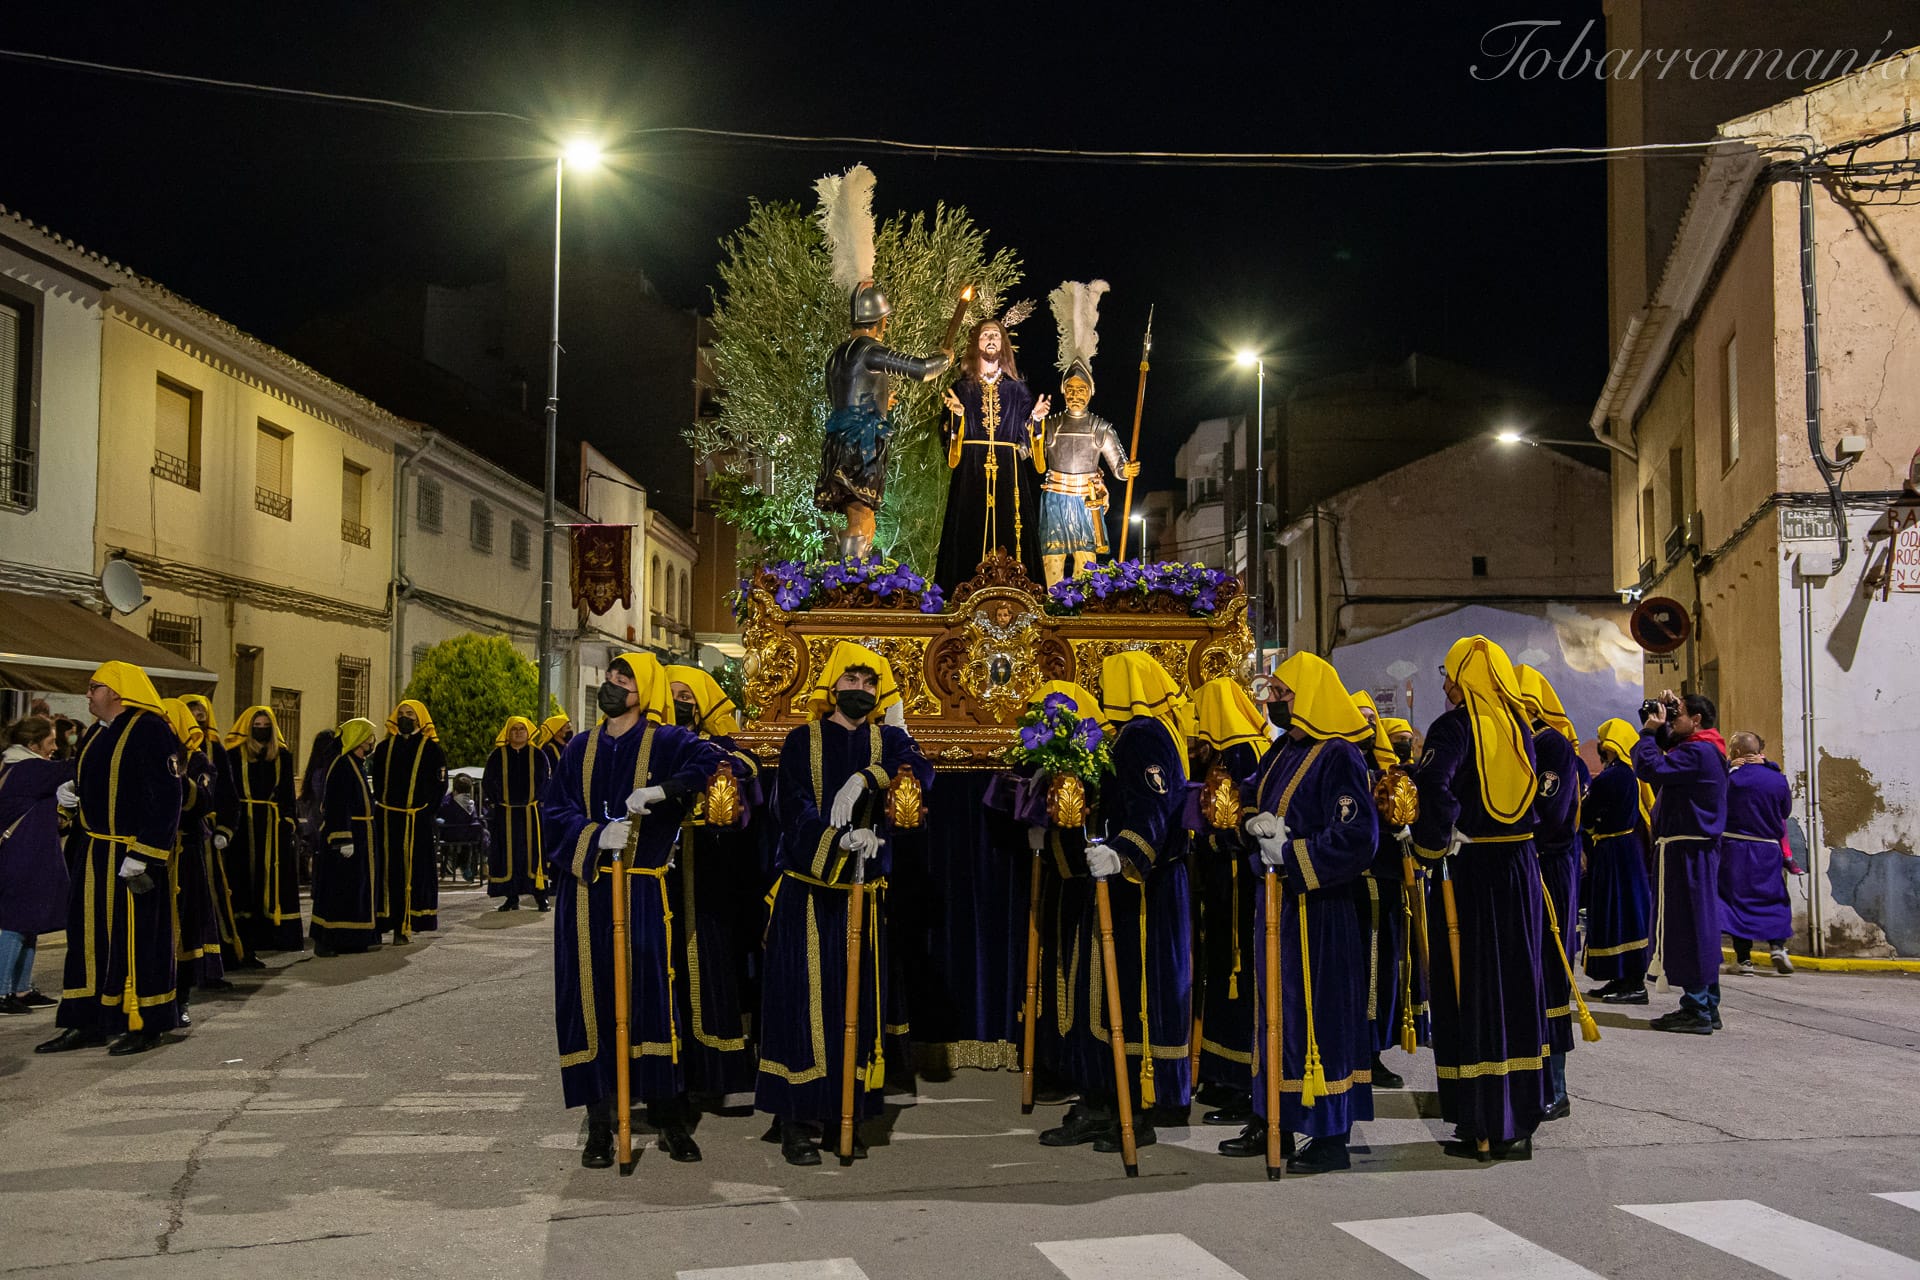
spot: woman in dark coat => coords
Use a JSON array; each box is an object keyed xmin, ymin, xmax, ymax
[{"xmin": 0, "ymin": 716, "xmax": 73, "ymax": 1013}]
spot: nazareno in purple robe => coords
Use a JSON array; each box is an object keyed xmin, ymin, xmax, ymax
[
  {"xmin": 1718, "ymin": 759, "xmax": 1793, "ymax": 942},
  {"xmin": 1410, "ymin": 704, "xmax": 1550, "ymax": 1144},
  {"xmin": 1632, "ymin": 730, "xmax": 1728, "ymax": 992},
  {"xmin": 1250, "ymin": 733, "xmax": 1378, "ymax": 1139},
  {"xmin": 1580, "ymin": 760, "xmax": 1651, "ymax": 983},
  {"xmin": 1530, "ymin": 724, "xmax": 1583, "ymax": 1055},
  {"xmin": 1195, "ymin": 741, "xmax": 1262, "ymax": 1093}
]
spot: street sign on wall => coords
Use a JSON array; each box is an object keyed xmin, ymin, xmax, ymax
[
  {"xmin": 1892, "ymin": 503, "xmax": 1920, "ymax": 593},
  {"xmin": 1629, "ymin": 596, "xmax": 1691, "ymax": 654}
]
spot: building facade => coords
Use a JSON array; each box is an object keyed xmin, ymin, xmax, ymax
[{"xmin": 1592, "ymin": 47, "xmax": 1920, "ymax": 956}]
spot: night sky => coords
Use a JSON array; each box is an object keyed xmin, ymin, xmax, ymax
[{"xmin": 0, "ymin": 2, "xmax": 1609, "ymax": 486}]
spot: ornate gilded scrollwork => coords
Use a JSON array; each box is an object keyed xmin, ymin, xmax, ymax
[
  {"xmin": 741, "ymin": 589, "xmax": 800, "ymax": 721},
  {"xmin": 801, "ymin": 635, "xmax": 941, "ymax": 718},
  {"xmin": 1071, "ymin": 639, "xmax": 1192, "ymax": 702},
  {"xmin": 956, "ymin": 590, "xmax": 1046, "ymax": 725},
  {"xmin": 1196, "ymin": 596, "xmax": 1256, "ymax": 684}
]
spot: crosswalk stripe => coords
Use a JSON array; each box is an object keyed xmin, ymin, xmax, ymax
[
  {"xmin": 1878, "ymin": 1192, "xmax": 1920, "ymax": 1213},
  {"xmin": 1335, "ymin": 1213, "xmax": 1606, "ymax": 1279},
  {"xmin": 1035, "ymin": 1233, "xmax": 1247, "ymax": 1280},
  {"xmin": 676, "ymin": 1262, "xmax": 869, "ymax": 1280},
  {"xmin": 1619, "ymin": 1199, "xmax": 1920, "ymax": 1279}
]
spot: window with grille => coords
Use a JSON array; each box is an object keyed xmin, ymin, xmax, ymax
[
  {"xmin": 341, "ymin": 460, "xmax": 370, "ymax": 547},
  {"xmin": 417, "ymin": 477, "xmax": 443, "ymax": 532},
  {"xmin": 336, "ymin": 655, "xmax": 371, "ymax": 723},
  {"xmin": 153, "ymin": 376, "xmax": 202, "ymax": 490},
  {"xmin": 147, "ymin": 611, "xmax": 201, "ymax": 664},
  {"xmin": 470, "ymin": 499, "xmax": 493, "ymax": 553},
  {"xmin": 510, "ymin": 519, "xmax": 532, "ymax": 569},
  {"xmin": 270, "ymin": 687, "xmax": 301, "ymax": 766},
  {"xmin": 255, "ymin": 421, "xmax": 292, "ymax": 520},
  {"xmin": 0, "ymin": 296, "xmax": 33, "ymax": 511}
]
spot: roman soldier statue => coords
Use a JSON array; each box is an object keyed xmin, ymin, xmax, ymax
[
  {"xmin": 1035, "ymin": 280, "xmax": 1139, "ymax": 587},
  {"xmin": 812, "ymin": 164, "xmax": 950, "ymax": 560}
]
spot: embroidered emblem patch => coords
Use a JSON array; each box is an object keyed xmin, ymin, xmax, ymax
[
  {"xmin": 1145, "ymin": 764, "xmax": 1168, "ymax": 794},
  {"xmin": 1541, "ymin": 770, "xmax": 1561, "ymax": 797},
  {"xmin": 1336, "ymin": 794, "xmax": 1358, "ymax": 823}
]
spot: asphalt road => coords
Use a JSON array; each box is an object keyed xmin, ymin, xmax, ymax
[{"xmin": 2, "ymin": 886, "xmax": 1916, "ymax": 1279}]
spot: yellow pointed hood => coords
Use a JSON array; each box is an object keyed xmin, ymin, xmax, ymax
[
  {"xmin": 385, "ymin": 699, "xmax": 438, "ymax": 740},
  {"xmin": 606, "ymin": 652, "xmax": 675, "ymax": 726},
  {"xmin": 1098, "ymin": 651, "xmax": 1192, "ymax": 775},
  {"xmin": 534, "ymin": 712, "xmax": 571, "ymax": 748},
  {"xmin": 1194, "ymin": 676, "xmax": 1269, "ymax": 754},
  {"xmin": 805, "ymin": 641, "xmax": 902, "ymax": 723},
  {"xmin": 159, "ymin": 697, "xmax": 203, "ymax": 751},
  {"xmin": 89, "ymin": 660, "xmax": 166, "ymax": 717},
  {"xmin": 337, "ymin": 717, "xmax": 378, "ymax": 754},
  {"xmin": 1032, "ymin": 680, "xmax": 1112, "ymax": 730},
  {"xmin": 1271, "ymin": 652, "xmax": 1370, "ymax": 743},
  {"xmin": 1596, "ymin": 716, "xmax": 1654, "ymax": 829},
  {"xmin": 1443, "ymin": 635, "xmax": 1538, "ymax": 824},
  {"xmin": 666, "ymin": 664, "xmax": 741, "ymax": 737},
  {"xmin": 226, "ymin": 704, "xmax": 286, "ymax": 749},
  {"xmin": 1349, "ymin": 688, "xmax": 1399, "ymax": 772},
  {"xmin": 1517, "ymin": 664, "xmax": 1579, "ymax": 748},
  {"xmin": 494, "ymin": 715, "xmax": 539, "ymax": 747}
]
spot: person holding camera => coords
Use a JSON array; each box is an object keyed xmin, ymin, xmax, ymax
[
  {"xmin": 1719, "ymin": 732, "xmax": 1800, "ymax": 977},
  {"xmin": 1632, "ymin": 689, "xmax": 1729, "ymax": 1034}
]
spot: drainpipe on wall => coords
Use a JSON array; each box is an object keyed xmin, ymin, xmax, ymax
[{"xmin": 389, "ymin": 433, "xmax": 441, "ymax": 707}]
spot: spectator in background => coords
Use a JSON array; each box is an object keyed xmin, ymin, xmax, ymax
[
  {"xmin": 1633, "ymin": 691, "xmax": 1730, "ymax": 1035},
  {"xmin": 0, "ymin": 717, "xmax": 72, "ymax": 1014},
  {"xmin": 437, "ymin": 775, "xmax": 487, "ymax": 885},
  {"xmin": 1719, "ymin": 732, "xmax": 1799, "ymax": 977},
  {"xmin": 50, "ymin": 716, "xmax": 80, "ymax": 761}
]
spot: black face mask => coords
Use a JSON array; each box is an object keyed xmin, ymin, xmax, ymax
[
  {"xmin": 835, "ymin": 689, "xmax": 877, "ymax": 722},
  {"xmin": 1267, "ymin": 700, "xmax": 1292, "ymax": 731},
  {"xmin": 1393, "ymin": 741, "xmax": 1413, "ymax": 764},
  {"xmin": 250, "ymin": 725, "xmax": 274, "ymax": 745},
  {"xmin": 673, "ymin": 699, "xmax": 698, "ymax": 728},
  {"xmin": 397, "ymin": 716, "xmax": 418, "ymax": 736},
  {"xmin": 597, "ymin": 681, "xmax": 634, "ymax": 717}
]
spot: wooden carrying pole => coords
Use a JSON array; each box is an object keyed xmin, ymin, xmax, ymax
[
  {"xmin": 1262, "ymin": 868, "xmax": 1284, "ymax": 1180},
  {"xmin": 1093, "ymin": 876, "xmax": 1139, "ymax": 1176},
  {"xmin": 609, "ymin": 852, "xmax": 636, "ymax": 1175},
  {"xmin": 1020, "ymin": 847, "xmax": 1044, "ymax": 1114},
  {"xmin": 1187, "ymin": 850, "xmax": 1203, "ymax": 1082},
  {"xmin": 1115, "ymin": 306, "xmax": 1154, "ymax": 559},
  {"xmin": 838, "ymin": 854, "xmax": 869, "ymax": 1166}
]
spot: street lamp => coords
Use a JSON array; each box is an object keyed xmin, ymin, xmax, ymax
[
  {"xmin": 537, "ymin": 137, "xmax": 603, "ymax": 722},
  {"xmin": 1234, "ymin": 349, "xmax": 1267, "ymax": 659},
  {"xmin": 1493, "ymin": 428, "xmax": 1620, "ymax": 454},
  {"xmin": 1131, "ymin": 510, "xmax": 1156, "ymax": 560}
]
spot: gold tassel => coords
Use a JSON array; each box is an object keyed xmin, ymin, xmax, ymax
[
  {"xmin": 1138, "ymin": 890, "xmax": 1156, "ymax": 1110},
  {"xmin": 1539, "ymin": 871, "xmax": 1601, "ymax": 1043},
  {"xmin": 1297, "ymin": 896, "xmax": 1325, "ymax": 1106},
  {"xmin": 866, "ymin": 890, "xmax": 887, "ymax": 1088},
  {"xmin": 123, "ymin": 879, "xmax": 143, "ymax": 1033},
  {"xmin": 1398, "ymin": 884, "xmax": 1418, "ymax": 1055}
]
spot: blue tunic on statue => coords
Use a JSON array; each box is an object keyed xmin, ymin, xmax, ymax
[
  {"xmin": 1196, "ymin": 742, "xmax": 1262, "ymax": 1092},
  {"xmin": 1633, "ymin": 731, "xmax": 1728, "ymax": 991},
  {"xmin": 1411, "ymin": 705, "xmax": 1550, "ymax": 1143},
  {"xmin": 755, "ymin": 718, "xmax": 934, "ymax": 1124},
  {"xmin": 1531, "ymin": 725, "xmax": 1583, "ymax": 1054},
  {"xmin": 1051, "ymin": 716, "xmax": 1193, "ymax": 1111},
  {"xmin": 1719, "ymin": 760, "xmax": 1793, "ymax": 942},
  {"xmin": 543, "ymin": 719, "xmax": 724, "ymax": 1111},
  {"xmin": 1581, "ymin": 760, "xmax": 1650, "ymax": 982},
  {"xmin": 1249, "ymin": 734, "xmax": 1377, "ymax": 1138}
]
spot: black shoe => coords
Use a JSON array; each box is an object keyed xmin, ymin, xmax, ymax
[
  {"xmin": 581, "ymin": 1121, "xmax": 614, "ymax": 1169},
  {"xmin": 314, "ymin": 943, "xmax": 337, "ymax": 958},
  {"xmin": 1195, "ymin": 1081, "xmax": 1239, "ymax": 1108},
  {"xmin": 1710, "ymin": 1009, "xmax": 1723, "ymax": 1030},
  {"xmin": 199, "ymin": 978, "xmax": 234, "ymax": 992},
  {"xmin": 1217, "ymin": 1119, "xmax": 1295, "ymax": 1159},
  {"xmin": 1490, "ymin": 1135, "xmax": 1533, "ymax": 1161},
  {"xmin": 176, "ymin": 1003, "xmax": 191, "ymax": 1028},
  {"xmin": 780, "ymin": 1120, "xmax": 820, "ymax": 1166},
  {"xmin": 17, "ymin": 989, "xmax": 55, "ymax": 1008},
  {"xmin": 1601, "ymin": 985, "xmax": 1648, "ymax": 1004},
  {"xmin": 1032, "ymin": 1083, "xmax": 1075, "ymax": 1105},
  {"xmin": 1286, "ymin": 1135, "xmax": 1351, "ymax": 1174},
  {"xmin": 1038, "ymin": 1105, "xmax": 1114, "ymax": 1148},
  {"xmin": 1443, "ymin": 1137, "xmax": 1494, "ymax": 1163},
  {"xmin": 1093, "ymin": 1121, "xmax": 1156, "ymax": 1153},
  {"xmin": 108, "ymin": 1030, "xmax": 162, "ymax": 1056},
  {"xmin": 1582, "ymin": 980, "xmax": 1622, "ymax": 1000},
  {"xmin": 34, "ymin": 1027, "xmax": 103, "ymax": 1054},
  {"xmin": 534, "ymin": 894, "xmax": 550, "ymax": 912},
  {"xmin": 1202, "ymin": 1101, "xmax": 1253, "ymax": 1126},
  {"xmin": 656, "ymin": 1123, "xmax": 702, "ymax": 1163},
  {"xmin": 0, "ymin": 995, "xmax": 28, "ymax": 1015},
  {"xmin": 497, "ymin": 898, "xmax": 519, "ymax": 912},
  {"xmin": 1542, "ymin": 1096, "xmax": 1571, "ymax": 1122},
  {"xmin": 1371, "ymin": 1055, "xmax": 1405, "ymax": 1090},
  {"xmin": 237, "ymin": 955, "xmax": 267, "ymax": 970},
  {"xmin": 1650, "ymin": 1008, "xmax": 1713, "ymax": 1035}
]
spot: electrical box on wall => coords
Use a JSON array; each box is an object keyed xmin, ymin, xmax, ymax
[{"xmin": 1795, "ymin": 549, "xmax": 1838, "ymax": 579}]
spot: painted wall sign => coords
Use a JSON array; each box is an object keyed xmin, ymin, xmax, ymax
[{"xmin": 1891, "ymin": 503, "xmax": 1920, "ymax": 593}]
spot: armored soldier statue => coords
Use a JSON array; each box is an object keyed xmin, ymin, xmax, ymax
[
  {"xmin": 812, "ymin": 165, "xmax": 950, "ymax": 560},
  {"xmin": 1036, "ymin": 281, "xmax": 1139, "ymax": 587}
]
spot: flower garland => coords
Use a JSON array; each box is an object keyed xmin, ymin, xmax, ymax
[
  {"xmin": 1045, "ymin": 559, "xmax": 1238, "ymax": 617},
  {"xmin": 739, "ymin": 555, "xmax": 946, "ymax": 618}
]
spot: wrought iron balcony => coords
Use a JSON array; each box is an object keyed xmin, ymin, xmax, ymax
[
  {"xmin": 255, "ymin": 486, "xmax": 293, "ymax": 521},
  {"xmin": 152, "ymin": 449, "xmax": 200, "ymax": 490},
  {"xmin": 0, "ymin": 440, "xmax": 35, "ymax": 510},
  {"xmin": 341, "ymin": 519, "xmax": 371, "ymax": 548}
]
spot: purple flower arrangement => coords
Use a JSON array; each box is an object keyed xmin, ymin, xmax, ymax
[
  {"xmin": 739, "ymin": 554, "xmax": 946, "ymax": 618},
  {"xmin": 1005, "ymin": 691, "xmax": 1115, "ymax": 793},
  {"xmin": 1044, "ymin": 559, "xmax": 1240, "ymax": 617}
]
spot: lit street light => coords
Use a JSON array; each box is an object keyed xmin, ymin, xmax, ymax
[
  {"xmin": 1131, "ymin": 510, "xmax": 1156, "ymax": 559},
  {"xmin": 537, "ymin": 136, "xmax": 604, "ymax": 721},
  {"xmin": 1493, "ymin": 427, "xmax": 1620, "ymax": 454},
  {"xmin": 1233, "ymin": 349, "xmax": 1268, "ymax": 659}
]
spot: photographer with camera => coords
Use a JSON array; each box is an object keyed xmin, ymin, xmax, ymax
[{"xmin": 1632, "ymin": 689, "xmax": 1730, "ymax": 1035}]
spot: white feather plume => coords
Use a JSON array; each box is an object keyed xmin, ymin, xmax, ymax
[
  {"xmin": 1048, "ymin": 279, "xmax": 1111, "ymax": 375},
  {"xmin": 814, "ymin": 164, "xmax": 878, "ymax": 292}
]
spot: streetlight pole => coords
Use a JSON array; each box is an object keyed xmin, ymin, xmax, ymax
[
  {"xmin": 1236, "ymin": 351, "xmax": 1267, "ymax": 661},
  {"xmin": 537, "ymin": 140, "xmax": 601, "ymax": 722}
]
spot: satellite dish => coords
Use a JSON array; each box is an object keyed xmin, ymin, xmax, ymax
[{"xmin": 100, "ymin": 560, "xmax": 149, "ymax": 615}]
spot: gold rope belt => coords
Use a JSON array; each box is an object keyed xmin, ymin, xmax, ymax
[
  {"xmin": 1462, "ymin": 832, "xmax": 1532, "ymax": 845},
  {"xmin": 1721, "ymin": 832, "xmax": 1778, "ymax": 844},
  {"xmin": 80, "ymin": 825, "xmax": 150, "ymax": 1030},
  {"xmin": 378, "ymin": 801, "xmax": 429, "ymax": 937},
  {"xmin": 502, "ymin": 801, "xmax": 546, "ymax": 890},
  {"xmin": 1588, "ymin": 829, "xmax": 1634, "ymax": 841},
  {"xmin": 242, "ymin": 799, "xmax": 289, "ymax": 926},
  {"xmin": 766, "ymin": 867, "xmax": 891, "ymax": 1087}
]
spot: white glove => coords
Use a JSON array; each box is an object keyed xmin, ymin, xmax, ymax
[
  {"xmin": 597, "ymin": 820, "xmax": 632, "ymax": 850},
  {"xmin": 839, "ymin": 828, "xmax": 882, "ymax": 862},
  {"xmin": 626, "ymin": 785, "xmax": 666, "ymax": 817},
  {"xmin": 1446, "ymin": 827, "xmax": 1468, "ymax": 859},
  {"xmin": 829, "ymin": 774, "xmax": 867, "ymax": 828},
  {"xmin": 1027, "ymin": 826, "xmax": 1046, "ymax": 852},
  {"xmin": 213, "ymin": 834, "xmax": 229, "ymax": 851},
  {"xmin": 56, "ymin": 782, "xmax": 78, "ymax": 810},
  {"xmin": 1085, "ymin": 841, "xmax": 1122, "ymax": 879},
  {"xmin": 1244, "ymin": 812, "xmax": 1282, "ymax": 840},
  {"xmin": 337, "ymin": 843, "xmax": 357, "ymax": 860},
  {"xmin": 883, "ymin": 699, "xmax": 907, "ymax": 728},
  {"xmin": 118, "ymin": 856, "xmax": 144, "ymax": 879},
  {"xmin": 1393, "ymin": 825, "xmax": 1413, "ymax": 852}
]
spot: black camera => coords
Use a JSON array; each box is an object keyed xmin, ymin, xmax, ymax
[{"xmin": 1640, "ymin": 696, "xmax": 1680, "ymax": 722}]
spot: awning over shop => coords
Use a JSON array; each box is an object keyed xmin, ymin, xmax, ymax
[{"xmin": 0, "ymin": 591, "xmax": 218, "ymax": 695}]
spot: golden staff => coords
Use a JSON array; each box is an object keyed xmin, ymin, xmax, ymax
[
  {"xmin": 1093, "ymin": 875, "xmax": 1139, "ymax": 1176},
  {"xmin": 609, "ymin": 842, "xmax": 635, "ymax": 1175},
  {"xmin": 1262, "ymin": 867, "xmax": 1284, "ymax": 1180},
  {"xmin": 1020, "ymin": 841, "xmax": 1044, "ymax": 1114},
  {"xmin": 1115, "ymin": 306, "xmax": 1154, "ymax": 559},
  {"xmin": 838, "ymin": 850, "xmax": 869, "ymax": 1166}
]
